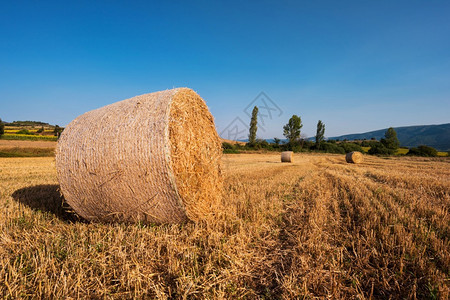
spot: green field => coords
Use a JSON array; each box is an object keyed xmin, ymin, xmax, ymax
[
  {"xmin": 1, "ymin": 123, "xmax": 59, "ymax": 142},
  {"xmin": 0, "ymin": 134, "xmax": 58, "ymax": 142}
]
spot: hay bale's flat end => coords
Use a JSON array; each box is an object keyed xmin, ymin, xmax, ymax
[
  {"xmin": 281, "ymin": 151, "xmax": 293, "ymax": 163},
  {"xmin": 346, "ymin": 151, "xmax": 363, "ymax": 164}
]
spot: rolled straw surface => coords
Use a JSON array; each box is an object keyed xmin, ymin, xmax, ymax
[
  {"xmin": 56, "ymin": 88, "xmax": 222, "ymax": 224},
  {"xmin": 345, "ymin": 151, "xmax": 364, "ymax": 164},
  {"xmin": 281, "ymin": 151, "xmax": 293, "ymax": 163}
]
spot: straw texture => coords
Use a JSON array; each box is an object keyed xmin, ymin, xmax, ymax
[
  {"xmin": 281, "ymin": 151, "xmax": 293, "ymax": 163},
  {"xmin": 56, "ymin": 88, "xmax": 222, "ymax": 224},
  {"xmin": 345, "ymin": 151, "xmax": 363, "ymax": 164}
]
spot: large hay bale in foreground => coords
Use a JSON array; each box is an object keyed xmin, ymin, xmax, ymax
[
  {"xmin": 346, "ymin": 151, "xmax": 363, "ymax": 164},
  {"xmin": 281, "ymin": 151, "xmax": 293, "ymax": 163},
  {"xmin": 56, "ymin": 88, "xmax": 222, "ymax": 224}
]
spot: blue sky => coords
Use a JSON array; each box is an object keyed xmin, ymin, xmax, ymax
[{"xmin": 1, "ymin": 1, "xmax": 449, "ymax": 139}]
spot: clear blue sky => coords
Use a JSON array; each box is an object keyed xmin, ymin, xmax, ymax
[{"xmin": 1, "ymin": 0, "xmax": 449, "ymax": 139}]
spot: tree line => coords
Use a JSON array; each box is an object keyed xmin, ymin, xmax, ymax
[
  {"xmin": 0, "ymin": 115, "xmax": 442, "ymax": 157},
  {"xmin": 0, "ymin": 118, "xmax": 63, "ymax": 138},
  {"xmin": 224, "ymin": 107, "xmax": 443, "ymax": 157}
]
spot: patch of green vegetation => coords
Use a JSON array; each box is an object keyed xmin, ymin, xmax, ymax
[
  {"xmin": 358, "ymin": 146, "xmax": 448, "ymax": 157},
  {"xmin": 223, "ymin": 148, "xmax": 240, "ymax": 154},
  {"xmin": 396, "ymin": 148, "xmax": 409, "ymax": 155},
  {"xmin": 407, "ymin": 145, "xmax": 439, "ymax": 157},
  {"xmin": 320, "ymin": 142, "xmax": 345, "ymax": 154},
  {"xmin": 0, "ymin": 147, "xmax": 55, "ymax": 157},
  {"xmin": 223, "ymin": 142, "xmax": 245, "ymax": 154},
  {"xmin": 340, "ymin": 142, "xmax": 364, "ymax": 153},
  {"xmin": 16, "ymin": 129, "xmax": 34, "ymax": 135},
  {"xmin": 0, "ymin": 134, "xmax": 58, "ymax": 141}
]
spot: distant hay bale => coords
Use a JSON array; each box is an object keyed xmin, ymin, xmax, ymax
[
  {"xmin": 56, "ymin": 88, "xmax": 223, "ymax": 224},
  {"xmin": 281, "ymin": 151, "xmax": 293, "ymax": 163},
  {"xmin": 346, "ymin": 151, "xmax": 363, "ymax": 164}
]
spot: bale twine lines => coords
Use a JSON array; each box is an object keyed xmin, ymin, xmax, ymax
[
  {"xmin": 281, "ymin": 151, "xmax": 293, "ymax": 163},
  {"xmin": 346, "ymin": 151, "xmax": 364, "ymax": 164},
  {"xmin": 56, "ymin": 88, "xmax": 223, "ymax": 224}
]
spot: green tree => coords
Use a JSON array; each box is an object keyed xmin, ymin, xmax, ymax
[
  {"xmin": 273, "ymin": 137, "xmax": 281, "ymax": 145},
  {"xmin": 0, "ymin": 118, "xmax": 4, "ymax": 136},
  {"xmin": 283, "ymin": 115, "xmax": 303, "ymax": 145},
  {"xmin": 248, "ymin": 106, "xmax": 258, "ymax": 145},
  {"xmin": 381, "ymin": 127, "xmax": 400, "ymax": 150},
  {"xmin": 53, "ymin": 125, "xmax": 63, "ymax": 138},
  {"xmin": 315, "ymin": 120, "xmax": 325, "ymax": 149}
]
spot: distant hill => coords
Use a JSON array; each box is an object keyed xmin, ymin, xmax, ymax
[
  {"xmin": 6, "ymin": 120, "xmax": 51, "ymax": 127},
  {"xmin": 328, "ymin": 123, "xmax": 450, "ymax": 151}
]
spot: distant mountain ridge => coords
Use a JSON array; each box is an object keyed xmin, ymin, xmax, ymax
[{"xmin": 328, "ymin": 123, "xmax": 450, "ymax": 151}]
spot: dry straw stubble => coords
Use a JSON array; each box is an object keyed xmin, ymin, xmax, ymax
[
  {"xmin": 1, "ymin": 154, "xmax": 448, "ymax": 298},
  {"xmin": 345, "ymin": 151, "xmax": 364, "ymax": 163},
  {"xmin": 56, "ymin": 88, "xmax": 222, "ymax": 224}
]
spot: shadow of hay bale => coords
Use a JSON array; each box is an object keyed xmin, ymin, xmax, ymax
[{"xmin": 12, "ymin": 185, "xmax": 84, "ymax": 223}]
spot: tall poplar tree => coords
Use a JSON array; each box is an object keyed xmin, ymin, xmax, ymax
[{"xmin": 248, "ymin": 106, "xmax": 258, "ymax": 145}]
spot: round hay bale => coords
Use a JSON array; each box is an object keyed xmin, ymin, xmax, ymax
[
  {"xmin": 56, "ymin": 88, "xmax": 223, "ymax": 224},
  {"xmin": 281, "ymin": 151, "xmax": 293, "ymax": 163},
  {"xmin": 345, "ymin": 151, "xmax": 363, "ymax": 164}
]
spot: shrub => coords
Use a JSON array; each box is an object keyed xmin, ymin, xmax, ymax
[
  {"xmin": 291, "ymin": 145, "xmax": 303, "ymax": 153},
  {"xmin": 0, "ymin": 118, "xmax": 4, "ymax": 136},
  {"xmin": 256, "ymin": 139, "xmax": 270, "ymax": 149},
  {"xmin": 361, "ymin": 140, "xmax": 370, "ymax": 147},
  {"xmin": 222, "ymin": 142, "xmax": 234, "ymax": 150},
  {"xmin": 222, "ymin": 142, "xmax": 240, "ymax": 153},
  {"xmin": 340, "ymin": 142, "xmax": 363, "ymax": 153},
  {"xmin": 16, "ymin": 129, "xmax": 34, "ymax": 135},
  {"xmin": 223, "ymin": 148, "xmax": 240, "ymax": 154},
  {"xmin": 302, "ymin": 140, "xmax": 314, "ymax": 150},
  {"xmin": 408, "ymin": 145, "xmax": 438, "ymax": 157},
  {"xmin": 368, "ymin": 142, "xmax": 394, "ymax": 155},
  {"xmin": 321, "ymin": 142, "xmax": 345, "ymax": 154},
  {"xmin": 282, "ymin": 141, "xmax": 298, "ymax": 151},
  {"xmin": 245, "ymin": 142, "xmax": 260, "ymax": 150}
]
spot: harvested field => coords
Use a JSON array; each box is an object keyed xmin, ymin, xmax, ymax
[
  {"xmin": 0, "ymin": 147, "xmax": 54, "ymax": 157},
  {"xmin": 0, "ymin": 140, "xmax": 57, "ymax": 149},
  {"xmin": 221, "ymin": 138, "xmax": 246, "ymax": 146},
  {"xmin": 0, "ymin": 153, "xmax": 448, "ymax": 298}
]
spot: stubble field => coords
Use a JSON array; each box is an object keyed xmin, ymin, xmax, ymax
[{"xmin": 0, "ymin": 153, "xmax": 448, "ymax": 299}]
